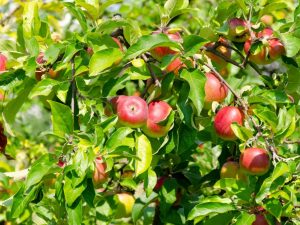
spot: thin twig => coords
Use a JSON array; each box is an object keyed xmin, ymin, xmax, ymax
[
  {"xmin": 141, "ymin": 54, "xmax": 161, "ymax": 87},
  {"xmin": 0, "ymin": 6, "xmax": 21, "ymax": 26}
]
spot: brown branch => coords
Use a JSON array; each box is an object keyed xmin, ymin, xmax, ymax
[
  {"xmin": 141, "ymin": 54, "xmax": 161, "ymax": 87},
  {"xmin": 0, "ymin": 6, "xmax": 21, "ymax": 26}
]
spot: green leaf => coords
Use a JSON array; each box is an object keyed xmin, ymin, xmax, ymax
[
  {"xmin": 258, "ymin": 2, "xmax": 288, "ymax": 18},
  {"xmin": 281, "ymin": 33, "xmax": 300, "ymax": 58},
  {"xmin": 29, "ymin": 79, "xmax": 61, "ymax": 99},
  {"xmin": 231, "ymin": 123, "xmax": 253, "ymax": 142},
  {"xmin": 235, "ymin": 212, "xmax": 255, "ymax": 225},
  {"xmin": 64, "ymin": 2, "xmax": 88, "ymax": 31},
  {"xmin": 125, "ymin": 34, "xmax": 181, "ymax": 60},
  {"xmin": 183, "ymin": 35, "xmax": 208, "ymax": 56},
  {"xmin": 3, "ymin": 78, "xmax": 35, "ymax": 135},
  {"xmin": 48, "ymin": 101, "xmax": 74, "ymax": 138},
  {"xmin": 25, "ymin": 37, "xmax": 39, "ymax": 56},
  {"xmin": 188, "ymin": 202, "xmax": 235, "ymax": 220},
  {"xmin": 105, "ymin": 127, "xmax": 134, "ymax": 151},
  {"xmin": 64, "ymin": 172, "xmax": 87, "ymax": 206},
  {"xmin": 23, "ymin": 2, "xmax": 41, "ymax": 39},
  {"xmin": 44, "ymin": 43, "xmax": 63, "ymax": 64},
  {"xmin": 164, "ymin": 0, "xmax": 189, "ymax": 18},
  {"xmin": 10, "ymin": 184, "xmax": 42, "ymax": 218},
  {"xmin": 66, "ymin": 198, "xmax": 82, "ymax": 225},
  {"xmin": 76, "ymin": 0, "xmax": 99, "ymax": 20},
  {"xmin": 181, "ymin": 69, "xmax": 206, "ymax": 116},
  {"xmin": 144, "ymin": 168, "xmax": 157, "ymax": 197},
  {"xmin": 256, "ymin": 162, "xmax": 290, "ymax": 203},
  {"xmin": 135, "ymin": 133, "xmax": 152, "ymax": 177},
  {"xmin": 99, "ymin": 0, "xmax": 123, "ymax": 16},
  {"xmin": 0, "ymin": 69, "xmax": 26, "ymax": 86},
  {"xmin": 263, "ymin": 198, "xmax": 282, "ymax": 220},
  {"xmin": 89, "ymin": 48, "xmax": 123, "ymax": 76},
  {"xmin": 253, "ymin": 107, "xmax": 278, "ymax": 132},
  {"xmin": 25, "ymin": 154, "xmax": 55, "ymax": 189},
  {"xmin": 132, "ymin": 192, "xmax": 158, "ymax": 223}
]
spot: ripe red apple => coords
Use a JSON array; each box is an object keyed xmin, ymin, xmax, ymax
[
  {"xmin": 117, "ymin": 96, "xmax": 148, "ymax": 128},
  {"xmin": 214, "ymin": 106, "xmax": 244, "ymax": 140},
  {"xmin": 115, "ymin": 193, "xmax": 135, "ymax": 218},
  {"xmin": 93, "ymin": 156, "xmax": 107, "ymax": 187},
  {"xmin": 0, "ymin": 123, "xmax": 7, "ymax": 154},
  {"xmin": 220, "ymin": 161, "xmax": 248, "ymax": 182},
  {"xmin": 0, "ymin": 53, "xmax": 7, "ymax": 72},
  {"xmin": 239, "ymin": 148, "xmax": 270, "ymax": 176},
  {"xmin": 154, "ymin": 176, "xmax": 168, "ymax": 191},
  {"xmin": 165, "ymin": 57, "xmax": 186, "ymax": 75},
  {"xmin": 151, "ymin": 30, "xmax": 182, "ymax": 61},
  {"xmin": 227, "ymin": 18, "xmax": 249, "ymax": 42},
  {"xmin": 244, "ymin": 28, "xmax": 285, "ymax": 65},
  {"xmin": 142, "ymin": 100, "xmax": 173, "ymax": 138},
  {"xmin": 205, "ymin": 37, "xmax": 231, "ymax": 67},
  {"xmin": 204, "ymin": 72, "xmax": 228, "ymax": 103},
  {"xmin": 252, "ymin": 214, "xmax": 269, "ymax": 225}
]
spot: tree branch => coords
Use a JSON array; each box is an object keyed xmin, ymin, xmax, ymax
[{"xmin": 141, "ymin": 54, "xmax": 161, "ymax": 87}]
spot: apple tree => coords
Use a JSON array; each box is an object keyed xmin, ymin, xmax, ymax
[{"xmin": 0, "ymin": 0, "xmax": 300, "ymax": 224}]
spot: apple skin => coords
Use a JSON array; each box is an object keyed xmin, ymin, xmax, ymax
[
  {"xmin": 110, "ymin": 95, "xmax": 127, "ymax": 113},
  {"xmin": 117, "ymin": 96, "xmax": 148, "ymax": 128},
  {"xmin": 154, "ymin": 176, "xmax": 168, "ymax": 191},
  {"xmin": 252, "ymin": 214, "xmax": 269, "ymax": 225},
  {"xmin": 204, "ymin": 72, "xmax": 228, "ymax": 103},
  {"xmin": 93, "ymin": 156, "xmax": 107, "ymax": 187},
  {"xmin": 48, "ymin": 68, "xmax": 59, "ymax": 79},
  {"xmin": 227, "ymin": 18, "xmax": 249, "ymax": 42},
  {"xmin": 268, "ymin": 39, "xmax": 285, "ymax": 60},
  {"xmin": 112, "ymin": 37, "xmax": 124, "ymax": 52},
  {"xmin": 0, "ymin": 53, "xmax": 7, "ymax": 72},
  {"xmin": 166, "ymin": 57, "xmax": 186, "ymax": 75},
  {"xmin": 260, "ymin": 15, "xmax": 274, "ymax": 26},
  {"xmin": 115, "ymin": 193, "xmax": 135, "ymax": 218},
  {"xmin": 214, "ymin": 106, "xmax": 244, "ymax": 140},
  {"xmin": 220, "ymin": 161, "xmax": 248, "ymax": 182},
  {"xmin": 205, "ymin": 37, "xmax": 231, "ymax": 67},
  {"xmin": 142, "ymin": 100, "xmax": 173, "ymax": 138},
  {"xmin": 239, "ymin": 148, "xmax": 270, "ymax": 176},
  {"xmin": 151, "ymin": 30, "xmax": 182, "ymax": 61},
  {"xmin": 0, "ymin": 123, "xmax": 7, "ymax": 154}
]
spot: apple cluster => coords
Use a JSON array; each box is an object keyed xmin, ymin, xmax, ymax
[
  {"xmin": 109, "ymin": 95, "xmax": 174, "ymax": 138},
  {"xmin": 227, "ymin": 18, "xmax": 285, "ymax": 65}
]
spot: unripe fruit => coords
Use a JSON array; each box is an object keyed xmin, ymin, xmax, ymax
[
  {"xmin": 48, "ymin": 68, "xmax": 59, "ymax": 79},
  {"xmin": 142, "ymin": 100, "xmax": 173, "ymax": 138},
  {"xmin": 239, "ymin": 148, "xmax": 270, "ymax": 176},
  {"xmin": 214, "ymin": 106, "xmax": 244, "ymax": 140},
  {"xmin": 151, "ymin": 30, "xmax": 182, "ymax": 61},
  {"xmin": 252, "ymin": 214, "xmax": 269, "ymax": 225},
  {"xmin": 204, "ymin": 72, "xmax": 228, "ymax": 103},
  {"xmin": 260, "ymin": 15, "xmax": 274, "ymax": 26},
  {"xmin": 117, "ymin": 96, "xmax": 148, "ymax": 128},
  {"xmin": 0, "ymin": 53, "xmax": 7, "ymax": 72},
  {"xmin": 93, "ymin": 156, "xmax": 107, "ymax": 187},
  {"xmin": 205, "ymin": 37, "xmax": 231, "ymax": 67},
  {"xmin": 227, "ymin": 18, "xmax": 249, "ymax": 42},
  {"xmin": 115, "ymin": 193, "xmax": 135, "ymax": 218},
  {"xmin": 220, "ymin": 161, "xmax": 248, "ymax": 182}
]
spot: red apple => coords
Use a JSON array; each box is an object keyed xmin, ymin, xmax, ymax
[
  {"xmin": 112, "ymin": 37, "xmax": 123, "ymax": 52},
  {"xmin": 204, "ymin": 72, "xmax": 228, "ymax": 103},
  {"xmin": 151, "ymin": 30, "xmax": 182, "ymax": 61},
  {"xmin": 257, "ymin": 27, "xmax": 273, "ymax": 38},
  {"xmin": 57, "ymin": 159, "xmax": 65, "ymax": 168},
  {"xmin": 93, "ymin": 156, "xmax": 107, "ymax": 187},
  {"xmin": 36, "ymin": 52, "xmax": 46, "ymax": 64},
  {"xmin": 0, "ymin": 53, "xmax": 7, "ymax": 72},
  {"xmin": 205, "ymin": 37, "xmax": 231, "ymax": 67},
  {"xmin": 109, "ymin": 95, "xmax": 127, "ymax": 114},
  {"xmin": 214, "ymin": 106, "xmax": 244, "ymax": 140},
  {"xmin": 115, "ymin": 193, "xmax": 135, "ymax": 218},
  {"xmin": 142, "ymin": 100, "xmax": 173, "ymax": 138},
  {"xmin": 252, "ymin": 214, "xmax": 269, "ymax": 225},
  {"xmin": 227, "ymin": 18, "xmax": 249, "ymax": 42},
  {"xmin": 268, "ymin": 39, "xmax": 285, "ymax": 60},
  {"xmin": 0, "ymin": 123, "xmax": 7, "ymax": 154},
  {"xmin": 239, "ymin": 148, "xmax": 270, "ymax": 176},
  {"xmin": 154, "ymin": 176, "xmax": 168, "ymax": 191},
  {"xmin": 165, "ymin": 57, "xmax": 186, "ymax": 75},
  {"xmin": 117, "ymin": 96, "xmax": 148, "ymax": 128}
]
